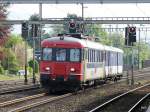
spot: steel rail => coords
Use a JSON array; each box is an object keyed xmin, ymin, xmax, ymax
[
  {"xmin": 9, "ymin": 93, "xmax": 72, "ymax": 112},
  {"xmin": 128, "ymin": 92, "xmax": 150, "ymax": 112},
  {"xmin": 0, "ymin": 93, "xmax": 46, "ymax": 107},
  {"xmin": 89, "ymin": 83, "xmax": 150, "ymax": 112}
]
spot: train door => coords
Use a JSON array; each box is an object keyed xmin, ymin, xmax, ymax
[
  {"xmin": 117, "ymin": 52, "xmax": 119, "ymax": 74},
  {"xmin": 82, "ymin": 48, "xmax": 88, "ymax": 83},
  {"xmin": 105, "ymin": 51, "xmax": 109, "ymax": 77},
  {"xmin": 108, "ymin": 51, "xmax": 111, "ymax": 76},
  {"xmin": 103, "ymin": 50, "xmax": 107, "ymax": 78}
]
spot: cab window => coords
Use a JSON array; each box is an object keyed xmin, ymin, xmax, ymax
[
  {"xmin": 70, "ymin": 49, "xmax": 80, "ymax": 62},
  {"xmin": 42, "ymin": 48, "xmax": 52, "ymax": 61},
  {"xmin": 56, "ymin": 48, "xmax": 66, "ymax": 61}
]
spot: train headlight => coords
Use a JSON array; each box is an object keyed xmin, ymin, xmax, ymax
[
  {"xmin": 45, "ymin": 67, "xmax": 50, "ymax": 71},
  {"xmin": 70, "ymin": 68, "xmax": 75, "ymax": 72}
]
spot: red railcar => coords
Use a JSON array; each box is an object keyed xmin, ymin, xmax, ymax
[{"xmin": 40, "ymin": 36, "xmax": 85, "ymax": 91}]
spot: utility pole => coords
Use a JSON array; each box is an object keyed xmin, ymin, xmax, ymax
[
  {"xmin": 32, "ymin": 25, "xmax": 36, "ymax": 84},
  {"xmin": 131, "ymin": 47, "xmax": 134, "ymax": 85},
  {"xmin": 81, "ymin": 3, "xmax": 84, "ymax": 33},
  {"xmin": 39, "ymin": 3, "xmax": 42, "ymax": 50},
  {"xmin": 126, "ymin": 26, "xmax": 129, "ymax": 85},
  {"xmin": 25, "ymin": 39, "xmax": 28, "ymax": 84},
  {"xmin": 81, "ymin": 3, "xmax": 84, "ymax": 20},
  {"xmin": 138, "ymin": 28, "xmax": 140, "ymax": 69}
]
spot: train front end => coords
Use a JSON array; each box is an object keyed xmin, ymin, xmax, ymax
[{"xmin": 40, "ymin": 36, "xmax": 84, "ymax": 91}]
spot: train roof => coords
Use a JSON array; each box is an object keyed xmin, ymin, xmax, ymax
[{"xmin": 42, "ymin": 36, "xmax": 123, "ymax": 53}]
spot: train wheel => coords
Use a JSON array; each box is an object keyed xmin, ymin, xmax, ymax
[
  {"xmin": 81, "ymin": 86, "xmax": 85, "ymax": 92},
  {"xmin": 93, "ymin": 80, "xmax": 98, "ymax": 89},
  {"xmin": 72, "ymin": 87, "xmax": 80, "ymax": 94}
]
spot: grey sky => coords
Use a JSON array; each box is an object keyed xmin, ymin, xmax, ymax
[{"xmin": 7, "ymin": 4, "xmax": 150, "ymax": 43}]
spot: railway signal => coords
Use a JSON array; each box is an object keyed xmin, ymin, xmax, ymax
[
  {"xmin": 31, "ymin": 24, "xmax": 39, "ymax": 37},
  {"xmin": 129, "ymin": 27, "xmax": 136, "ymax": 43},
  {"xmin": 21, "ymin": 22, "xmax": 28, "ymax": 38},
  {"xmin": 69, "ymin": 21, "xmax": 76, "ymax": 33},
  {"xmin": 125, "ymin": 26, "xmax": 136, "ymax": 46}
]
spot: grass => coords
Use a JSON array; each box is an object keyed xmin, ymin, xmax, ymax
[
  {"xmin": 0, "ymin": 74, "xmax": 25, "ymax": 81},
  {"xmin": 0, "ymin": 74, "xmax": 39, "ymax": 81}
]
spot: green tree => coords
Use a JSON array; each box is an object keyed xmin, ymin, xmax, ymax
[
  {"xmin": 5, "ymin": 34, "xmax": 22, "ymax": 49},
  {"xmin": 1, "ymin": 48, "xmax": 19, "ymax": 74},
  {"xmin": 85, "ymin": 24, "xmax": 110, "ymax": 45},
  {"xmin": 1, "ymin": 34, "xmax": 28, "ymax": 74},
  {"xmin": 0, "ymin": 64, "xmax": 4, "ymax": 74},
  {"xmin": 0, "ymin": 4, "xmax": 10, "ymax": 45},
  {"xmin": 7, "ymin": 35, "xmax": 26, "ymax": 68},
  {"xmin": 28, "ymin": 60, "xmax": 39, "ymax": 73},
  {"xmin": 137, "ymin": 42, "xmax": 150, "ymax": 63},
  {"xmin": 110, "ymin": 33, "xmax": 124, "ymax": 48}
]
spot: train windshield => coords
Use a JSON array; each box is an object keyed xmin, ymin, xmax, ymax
[
  {"xmin": 56, "ymin": 48, "xmax": 66, "ymax": 61},
  {"xmin": 42, "ymin": 48, "xmax": 81, "ymax": 62},
  {"xmin": 70, "ymin": 49, "xmax": 80, "ymax": 62},
  {"xmin": 42, "ymin": 48, "xmax": 52, "ymax": 61}
]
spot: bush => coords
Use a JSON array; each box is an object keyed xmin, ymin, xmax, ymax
[
  {"xmin": 0, "ymin": 65, "xmax": 4, "ymax": 74},
  {"xmin": 27, "ymin": 67, "xmax": 33, "ymax": 75},
  {"xmin": 28, "ymin": 60, "xmax": 39, "ymax": 73},
  {"xmin": 9, "ymin": 68, "xmax": 18, "ymax": 74}
]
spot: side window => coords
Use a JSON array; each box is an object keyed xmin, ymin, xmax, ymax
[
  {"xmin": 94, "ymin": 50, "xmax": 96, "ymax": 62},
  {"xmin": 101, "ymin": 51, "xmax": 103, "ymax": 62},
  {"xmin": 88, "ymin": 49, "xmax": 90, "ymax": 62},
  {"xmin": 96, "ymin": 50, "xmax": 98, "ymax": 62},
  {"xmin": 99, "ymin": 51, "xmax": 101, "ymax": 62},
  {"xmin": 92, "ymin": 50, "xmax": 94, "ymax": 62},
  {"xmin": 90, "ymin": 49, "xmax": 92, "ymax": 62}
]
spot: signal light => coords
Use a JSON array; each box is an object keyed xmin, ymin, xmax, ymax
[
  {"xmin": 69, "ymin": 22, "xmax": 76, "ymax": 29},
  {"xmin": 31, "ymin": 24, "xmax": 39, "ymax": 37},
  {"xmin": 21, "ymin": 22, "xmax": 28, "ymax": 38},
  {"xmin": 129, "ymin": 27, "xmax": 136, "ymax": 43},
  {"xmin": 69, "ymin": 22, "xmax": 76, "ymax": 33},
  {"xmin": 125, "ymin": 26, "xmax": 136, "ymax": 46},
  {"xmin": 129, "ymin": 27, "xmax": 136, "ymax": 33}
]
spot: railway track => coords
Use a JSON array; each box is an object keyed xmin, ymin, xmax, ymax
[
  {"xmin": 0, "ymin": 92, "xmax": 72, "ymax": 112},
  {"xmin": 0, "ymin": 84, "xmax": 40, "ymax": 95},
  {"xmin": 0, "ymin": 75, "xmax": 149, "ymax": 112},
  {"xmin": 0, "ymin": 72, "xmax": 148, "ymax": 96},
  {"xmin": 128, "ymin": 92, "xmax": 150, "ymax": 112},
  {"xmin": 89, "ymin": 83, "xmax": 150, "ymax": 112},
  {"xmin": 0, "ymin": 68, "xmax": 149, "ymax": 112}
]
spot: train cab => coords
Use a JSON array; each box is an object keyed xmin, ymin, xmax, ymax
[{"xmin": 40, "ymin": 35, "xmax": 85, "ymax": 91}]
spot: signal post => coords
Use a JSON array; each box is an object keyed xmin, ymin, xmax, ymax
[
  {"xmin": 22, "ymin": 22, "xmax": 29, "ymax": 84},
  {"xmin": 125, "ymin": 26, "xmax": 136, "ymax": 85}
]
